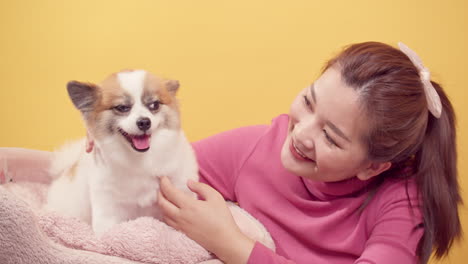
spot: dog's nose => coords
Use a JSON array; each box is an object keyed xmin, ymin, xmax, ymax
[{"xmin": 137, "ymin": 117, "xmax": 151, "ymax": 131}]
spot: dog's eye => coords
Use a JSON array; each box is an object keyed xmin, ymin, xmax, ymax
[
  {"xmin": 148, "ymin": 101, "xmax": 160, "ymax": 111},
  {"xmin": 114, "ymin": 105, "xmax": 131, "ymax": 113}
]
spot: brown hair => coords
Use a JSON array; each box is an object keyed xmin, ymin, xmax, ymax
[{"xmin": 324, "ymin": 42, "xmax": 461, "ymax": 263}]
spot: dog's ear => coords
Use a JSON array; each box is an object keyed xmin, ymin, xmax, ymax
[
  {"xmin": 165, "ymin": 79, "xmax": 179, "ymax": 96},
  {"xmin": 67, "ymin": 81, "xmax": 100, "ymax": 113}
]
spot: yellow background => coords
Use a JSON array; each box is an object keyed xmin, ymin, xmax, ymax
[{"xmin": 0, "ymin": 0, "xmax": 466, "ymax": 262}]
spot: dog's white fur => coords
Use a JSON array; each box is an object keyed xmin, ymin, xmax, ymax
[{"xmin": 46, "ymin": 70, "xmax": 198, "ymax": 235}]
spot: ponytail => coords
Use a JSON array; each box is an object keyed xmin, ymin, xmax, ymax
[{"xmin": 415, "ymin": 82, "xmax": 462, "ymax": 263}]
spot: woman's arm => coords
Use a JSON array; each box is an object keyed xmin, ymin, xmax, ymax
[
  {"xmin": 159, "ymin": 177, "xmax": 301, "ymax": 264},
  {"xmin": 168, "ymin": 124, "xmax": 302, "ymax": 263},
  {"xmin": 0, "ymin": 148, "xmax": 53, "ymax": 184},
  {"xmin": 191, "ymin": 124, "xmax": 268, "ymax": 201},
  {"xmin": 159, "ymin": 177, "xmax": 424, "ymax": 264}
]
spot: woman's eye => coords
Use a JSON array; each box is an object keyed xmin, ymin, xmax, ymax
[
  {"xmin": 114, "ymin": 105, "xmax": 131, "ymax": 113},
  {"xmin": 148, "ymin": 101, "xmax": 160, "ymax": 111},
  {"xmin": 303, "ymin": 95, "xmax": 311, "ymax": 107},
  {"xmin": 323, "ymin": 129, "xmax": 338, "ymax": 147},
  {"xmin": 303, "ymin": 95, "xmax": 315, "ymax": 112}
]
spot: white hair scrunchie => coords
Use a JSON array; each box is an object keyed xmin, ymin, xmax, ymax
[{"xmin": 398, "ymin": 42, "xmax": 442, "ymax": 118}]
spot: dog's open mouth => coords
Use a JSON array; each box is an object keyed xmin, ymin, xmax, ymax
[{"xmin": 118, "ymin": 128, "xmax": 151, "ymax": 152}]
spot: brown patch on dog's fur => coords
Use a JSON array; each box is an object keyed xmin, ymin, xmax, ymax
[
  {"xmin": 144, "ymin": 73, "xmax": 170, "ymax": 104},
  {"xmin": 144, "ymin": 73, "xmax": 180, "ymax": 112},
  {"xmin": 100, "ymin": 73, "xmax": 131, "ymax": 107},
  {"xmin": 143, "ymin": 73, "xmax": 181, "ymax": 130},
  {"xmin": 157, "ymin": 86, "xmax": 174, "ymax": 105},
  {"xmin": 83, "ymin": 73, "xmax": 129, "ymax": 141}
]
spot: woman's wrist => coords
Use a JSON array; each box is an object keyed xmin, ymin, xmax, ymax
[{"xmin": 216, "ymin": 231, "xmax": 256, "ymax": 264}]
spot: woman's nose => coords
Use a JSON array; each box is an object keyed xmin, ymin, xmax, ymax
[{"xmin": 295, "ymin": 122, "xmax": 315, "ymax": 150}]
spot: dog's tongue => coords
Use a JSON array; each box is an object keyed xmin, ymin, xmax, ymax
[{"xmin": 131, "ymin": 135, "xmax": 151, "ymax": 150}]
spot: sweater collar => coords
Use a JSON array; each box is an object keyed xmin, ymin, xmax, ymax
[{"xmin": 301, "ymin": 176, "xmax": 373, "ymax": 200}]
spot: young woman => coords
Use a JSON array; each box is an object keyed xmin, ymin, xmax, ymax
[
  {"xmin": 157, "ymin": 42, "xmax": 461, "ymax": 264},
  {"xmin": 1, "ymin": 42, "xmax": 461, "ymax": 264}
]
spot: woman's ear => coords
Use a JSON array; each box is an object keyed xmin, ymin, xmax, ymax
[{"xmin": 356, "ymin": 161, "xmax": 391, "ymax": 181}]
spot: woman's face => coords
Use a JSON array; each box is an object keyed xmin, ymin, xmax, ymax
[{"xmin": 281, "ymin": 67, "xmax": 380, "ymax": 182}]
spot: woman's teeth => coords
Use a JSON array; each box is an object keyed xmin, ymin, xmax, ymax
[{"xmin": 293, "ymin": 141, "xmax": 309, "ymax": 159}]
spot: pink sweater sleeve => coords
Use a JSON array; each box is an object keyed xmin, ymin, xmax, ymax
[
  {"xmin": 192, "ymin": 125, "xmax": 268, "ymax": 201},
  {"xmin": 248, "ymin": 242, "xmax": 297, "ymax": 264}
]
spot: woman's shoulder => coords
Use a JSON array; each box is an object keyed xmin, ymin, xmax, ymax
[
  {"xmin": 380, "ymin": 176, "xmax": 417, "ymax": 194},
  {"xmin": 367, "ymin": 177, "xmax": 422, "ymax": 219},
  {"xmin": 193, "ymin": 114, "xmax": 289, "ymax": 147},
  {"xmin": 227, "ymin": 114, "xmax": 289, "ymax": 138}
]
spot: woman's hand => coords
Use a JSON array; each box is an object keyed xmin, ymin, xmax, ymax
[{"xmin": 158, "ymin": 176, "xmax": 255, "ymax": 264}]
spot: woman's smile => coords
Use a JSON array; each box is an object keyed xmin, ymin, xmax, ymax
[{"xmin": 289, "ymin": 139, "xmax": 315, "ymax": 163}]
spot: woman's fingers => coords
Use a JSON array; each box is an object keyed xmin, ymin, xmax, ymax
[
  {"xmin": 159, "ymin": 176, "xmax": 191, "ymax": 208},
  {"xmin": 164, "ymin": 217, "xmax": 179, "ymax": 230},
  {"xmin": 157, "ymin": 190, "xmax": 179, "ymax": 216},
  {"xmin": 187, "ymin": 180, "xmax": 222, "ymax": 201}
]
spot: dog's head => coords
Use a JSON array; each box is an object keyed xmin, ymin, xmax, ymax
[{"xmin": 67, "ymin": 70, "xmax": 180, "ymax": 153}]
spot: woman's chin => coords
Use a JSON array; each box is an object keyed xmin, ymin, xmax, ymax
[{"xmin": 280, "ymin": 142, "xmax": 316, "ymax": 179}]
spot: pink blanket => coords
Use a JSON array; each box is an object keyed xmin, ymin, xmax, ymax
[{"xmin": 0, "ymin": 169, "xmax": 274, "ymax": 264}]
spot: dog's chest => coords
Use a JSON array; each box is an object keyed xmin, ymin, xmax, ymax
[
  {"xmin": 119, "ymin": 174, "xmax": 159, "ymax": 207},
  {"xmin": 91, "ymin": 165, "xmax": 161, "ymax": 208}
]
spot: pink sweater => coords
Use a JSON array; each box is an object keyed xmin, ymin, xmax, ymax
[{"xmin": 193, "ymin": 114, "xmax": 424, "ymax": 264}]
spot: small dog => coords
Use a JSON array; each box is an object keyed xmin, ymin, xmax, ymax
[{"xmin": 46, "ymin": 70, "xmax": 198, "ymax": 235}]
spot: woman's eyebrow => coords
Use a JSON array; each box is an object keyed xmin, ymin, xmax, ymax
[
  {"xmin": 310, "ymin": 83, "xmax": 317, "ymax": 103},
  {"xmin": 310, "ymin": 83, "xmax": 351, "ymax": 143},
  {"xmin": 326, "ymin": 120, "xmax": 351, "ymax": 142}
]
